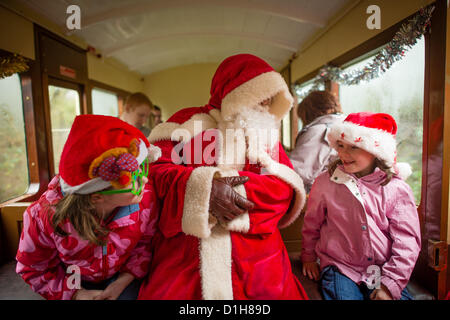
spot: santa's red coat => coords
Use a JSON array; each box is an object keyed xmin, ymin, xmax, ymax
[
  {"xmin": 138, "ymin": 108, "xmax": 308, "ymax": 300},
  {"xmin": 139, "ymin": 54, "xmax": 308, "ymax": 300}
]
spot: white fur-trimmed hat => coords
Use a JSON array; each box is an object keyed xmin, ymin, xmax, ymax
[{"xmin": 327, "ymin": 112, "xmax": 411, "ymax": 180}]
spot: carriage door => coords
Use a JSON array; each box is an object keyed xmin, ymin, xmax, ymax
[{"xmin": 38, "ymin": 29, "xmax": 88, "ymax": 176}]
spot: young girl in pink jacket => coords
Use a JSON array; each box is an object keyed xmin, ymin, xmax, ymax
[
  {"xmin": 301, "ymin": 112, "xmax": 421, "ymax": 300},
  {"xmin": 16, "ymin": 115, "xmax": 161, "ymax": 300}
]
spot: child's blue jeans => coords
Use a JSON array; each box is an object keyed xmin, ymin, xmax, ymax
[{"xmin": 320, "ymin": 265, "xmax": 413, "ymax": 300}]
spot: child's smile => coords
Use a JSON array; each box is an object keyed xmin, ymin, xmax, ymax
[{"xmin": 336, "ymin": 140, "xmax": 376, "ymax": 177}]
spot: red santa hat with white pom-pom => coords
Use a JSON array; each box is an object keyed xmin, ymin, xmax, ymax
[
  {"xmin": 327, "ymin": 112, "xmax": 412, "ymax": 180},
  {"xmin": 59, "ymin": 114, "xmax": 161, "ymax": 194}
]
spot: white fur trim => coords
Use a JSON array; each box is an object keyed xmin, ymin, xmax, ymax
[
  {"xmin": 221, "ymin": 71, "xmax": 293, "ymax": 121},
  {"xmin": 394, "ymin": 162, "xmax": 412, "ymax": 180},
  {"xmin": 328, "ymin": 121, "xmax": 397, "ymax": 165},
  {"xmin": 60, "ymin": 176, "xmax": 111, "ymax": 195},
  {"xmin": 135, "ymin": 139, "xmax": 149, "ymax": 165},
  {"xmin": 148, "ymin": 112, "xmax": 218, "ymax": 143},
  {"xmin": 199, "ymin": 225, "xmax": 233, "ymax": 300},
  {"xmin": 147, "ymin": 145, "xmax": 161, "ymax": 163},
  {"xmin": 182, "ymin": 166, "xmax": 220, "ymax": 238},
  {"xmin": 215, "ymin": 169, "xmax": 250, "ymax": 233}
]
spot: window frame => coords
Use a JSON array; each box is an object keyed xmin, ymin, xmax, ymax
[
  {"xmin": 0, "ymin": 65, "xmax": 40, "ymax": 206},
  {"xmin": 0, "ymin": 25, "xmax": 132, "ymax": 205},
  {"xmin": 45, "ymin": 77, "xmax": 84, "ymax": 176},
  {"xmin": 87, "ymin": 79, "xmax": 131, "ymax": 118}
]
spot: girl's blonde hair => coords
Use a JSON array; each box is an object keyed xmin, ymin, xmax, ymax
[
  {"xmin": 327, "ymin": 158, "xmax": 394, "ymax": 186},
  {"xmin": 51, "ymin": 194, "xmax": 109, "ymax": 246}
]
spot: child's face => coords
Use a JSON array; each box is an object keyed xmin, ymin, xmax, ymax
[
  {"xmin": 101, "ymin": 175, "xmax": 148, "ymax": 208},
  {"xmin": 336, "ymin": 140, "xmax": 376, "ymax": 177},
  {"xmin": 125, "ymin": 104, "xmax": 151, "ymax": 129}
]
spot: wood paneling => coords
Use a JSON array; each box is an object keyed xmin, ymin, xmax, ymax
[{"xmin": 0, "ymin": 203, "xmax": 30, "ymax": 262}]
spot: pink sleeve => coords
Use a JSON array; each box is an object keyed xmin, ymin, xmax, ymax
[
  {"xmin": 16, "ymin": 204, "xmax": 77, "ymax": 300},
  {"xmin": 121, "ymin": 183, "xmax": 160, "ymax": 278},
  {"xmin": 381, "ymin": 182, "xmax": 421, "ymax": 300},
  {"xmin": 301, "ymin": 178, "xmax": 327, "ymax": 263}
]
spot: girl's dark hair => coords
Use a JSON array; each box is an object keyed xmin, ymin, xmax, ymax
[
  {"xmin": 327, "ymin": 158, "xmax": 394, "ymax": 186},
  {"xmin": 51, "ymin": 194, "xmax": 109, "ymax": 245},
  {"xmin": 297, "ymin": 90, "xmax": 342, "ymax": 126}
]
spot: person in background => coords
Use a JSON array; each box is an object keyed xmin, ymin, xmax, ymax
[
  {"xmin": 301, "ymin": 112, "xmax": 421, "ymax": 300},
  {"xmin": 150, "ymin": 105, "xmax": 163, "ymax": 130},
  {"xmin": 16, "ymin": 115, "xmax": 161, "ymax": 300},
  {"xmin": 289, "ymin": 90, "xmax": 344, "ymax": 192},
  {"xmin": 120, "ymin": 92, "xmax": 154, "ymax": 137}
]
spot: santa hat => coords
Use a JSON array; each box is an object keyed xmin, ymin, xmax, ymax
[
  {"xmin": 208, "ymin": 54, "xmax": 293, "ymax": 121},
  {"xmin": 59, "ymin": 115, "xmax": 161, "ymax": 194},
  {"xmin": 327, "ymin": 112, "xmax": 412, "ymax": 180}
]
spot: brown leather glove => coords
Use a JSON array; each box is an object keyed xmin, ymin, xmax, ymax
[{"xmin": 209, "ymin": 176, "xmax": 255, "ymax": 221}]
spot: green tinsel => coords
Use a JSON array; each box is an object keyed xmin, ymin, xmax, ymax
[{"xmin": 295, "ymin": 6, "xmax": 434, "ymax": 99}]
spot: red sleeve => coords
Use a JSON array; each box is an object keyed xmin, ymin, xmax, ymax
[
  {"xmin": 239, "ymin": 171, "xmax": 294, "ymax": 235},
  {"xmin": 150, "ymin": 139, "xmax": 219, "ymax": 239},
  {"xmin": 219, "ymin": 143, "xmax": 303, "ymax": 236},
  {"xmin": 16, "ymin": 203, "xmax": 77, "ymax": 300},
  {"xmin": 120, "ymin": 181, "xmax": 160, "ymax": 278}
]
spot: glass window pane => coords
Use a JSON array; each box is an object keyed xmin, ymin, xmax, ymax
[
  {"xmin": 339, "ymin": 37, "xmax": 424, "ymax": 202},
  {"xmin": 92, "ymin": 88, "xmax": 119, "ymax": 117},
  {"xmin": 48, "ymin": 85, "xmax": 80, "ymax": 173},
  {"xmin": 0, "ymin": 74, "xmax": 29, "ymax": 203}
]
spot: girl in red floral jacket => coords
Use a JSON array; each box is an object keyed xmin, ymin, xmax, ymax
[{"xmin": 16, "ymin": 115, "xmax": 161, "ymax": 300}]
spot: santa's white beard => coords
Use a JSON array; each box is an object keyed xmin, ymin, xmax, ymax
[{"xmin": 225, "ymin": 105, "xmax": 280, "ymax": 151}]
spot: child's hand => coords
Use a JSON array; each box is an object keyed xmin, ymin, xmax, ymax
[
  {"xmin": 369, "ymin": 284, "xmax": 393, "ymax": 300},
  {"xmin": 302, "ymin": 261, "xmax": 320, "ymax": 281},
  {"xmin": 72, "ymin": 289, "xmax": 103, "ymax": 300},
  {"xmin": 94, "ymin": 272, "xmax": 135, "ymax": 300}
]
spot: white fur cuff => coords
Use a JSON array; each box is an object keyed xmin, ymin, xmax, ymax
[{"xmin": 182, "ymin": 166, "xmax": 220, "ymax": 238}]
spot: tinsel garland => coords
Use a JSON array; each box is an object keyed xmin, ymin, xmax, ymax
[
  {"xmin": 295, "ymin": 6, "xmax": 435, "ymax": 98},
  {"xmin": 0, "ymin": 53, "xmax": 29, "ymax": 79}
]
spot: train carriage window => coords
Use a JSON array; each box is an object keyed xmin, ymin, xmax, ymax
[
  {"xmin": 0, "ymin": 74, "xmax": 29, "ymax": 203},
  {"xmin": 339, "ymin": 36, "xmax": 425, "ymax": 202},
  {"xmin": 92, "ymin": 87, "xmax": 119, "ymax": 117},
  {"xmin": 48, "ymin": 85, "xmax": 81, "ymax": 173}
]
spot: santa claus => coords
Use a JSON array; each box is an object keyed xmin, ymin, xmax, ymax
[{"xmin": 138, "ymin": 54, "xmax": 308, "ymax": 300}]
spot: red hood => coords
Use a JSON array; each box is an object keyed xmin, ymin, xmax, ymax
[
  {"xmin": 207, "ymin": 54, "xmax": 293, "ymax": 121},
  {"xmin": 208, "ymin": 54, "xmax": 274, "ymax": 109}
]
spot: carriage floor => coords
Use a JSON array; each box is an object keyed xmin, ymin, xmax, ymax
[{"xmin": 0, "ymin": 255, "xmax": 435, "ymax": 300}]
